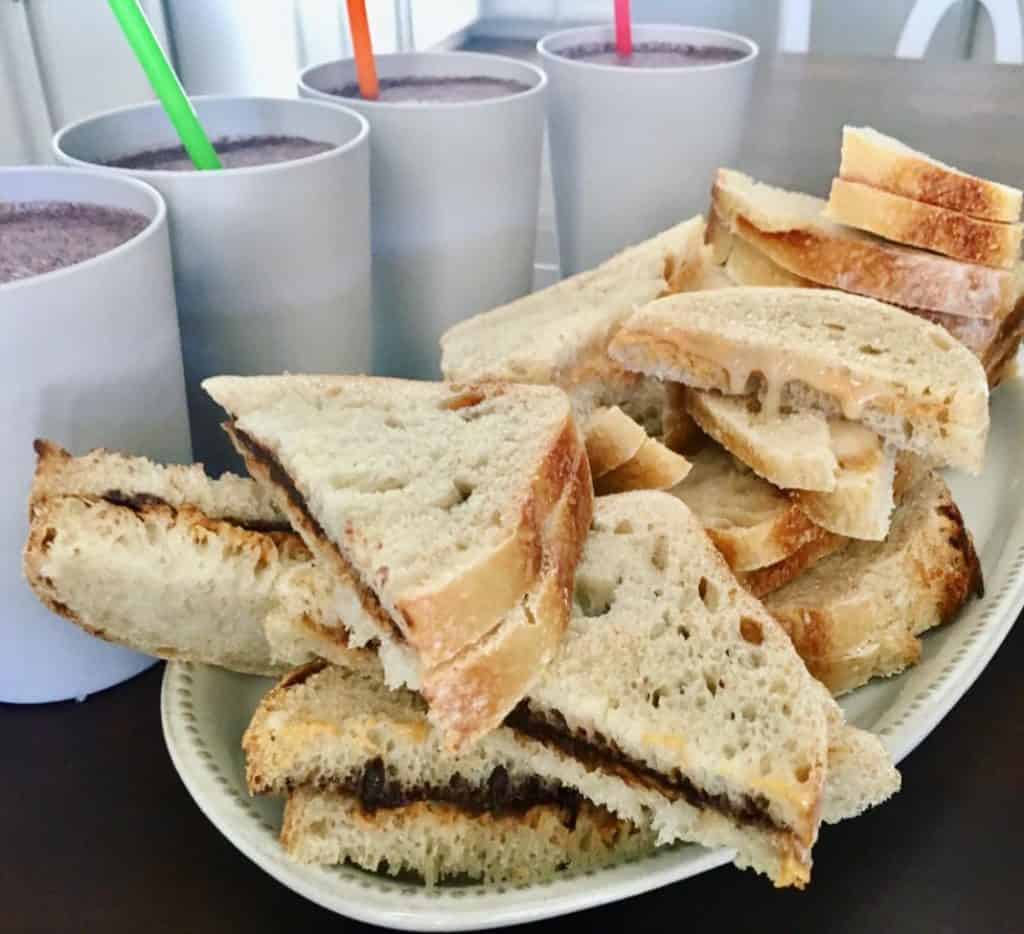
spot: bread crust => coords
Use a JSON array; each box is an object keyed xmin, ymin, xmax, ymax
[
  {"xmin": 23, "ymin": 491, "xmax": 304, "ymax": 675},
  {"xmin": 764, "ymin": 471, "xmax": 983, "ymax": 695},
  {"xmin": 712, "ymin": 173, "xmax": 1016, "ymax": 319},
  {"xmin": 593, "ymin": 437, "xmax": 691, "ymax": 495},
  {"xmin": 826, "ymin": 178, "xmax": 1022, "ymax": 270},
  {"xmin": 739, "ymin": 531, "xmax": 846, "ymax": 598},
  {"xmin": 584, "ymin": 406, "xmax": 647, "ymax": 478},
  {"xmin": 839, "ymin": 126, "xmax": 1022, "ymax": 223}
]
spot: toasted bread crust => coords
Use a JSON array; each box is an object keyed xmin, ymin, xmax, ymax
[
  {"xmin": 23, "ymin": 492, "xmax": 304, "ymax": 675},
  {"xmin": 764, "ymin": 472, "xmax": 982, "ymax": 694},
  {"xmin": 421, "ymin": 452, "xmax": 592, "ymax": 749},
  {"xmin": 584, "ymin": 406, "xmax": 648, "ymax": 478},
  {"xmin": 740, "ymin": 531, "xmax": 847, "ymax": 598},
  {"xmin": 826, "ymin": 178, "xmax": 1022, "ymax": 270},
  {"xmin": 593, "ymin": 437, "xmax": 692, "ymax": 495},
  {"xmin": 712, "ymin": 178, "xmax": 1016, "ymax": 319},
  {"xmin": 839, "ymin": 127, "xmax": 1022, "ymax": 223}
]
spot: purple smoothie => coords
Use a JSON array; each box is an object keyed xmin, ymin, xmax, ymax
[
  {"xmin": 556, "ymin": 41, "xmax": 747, "ymax": 67},
  {"xmin": 105, "ymin": 134, "xmax": 335, "ymax": 172},
  {"xmin": 331, "ymin": 76, "xmax": 532, "ymax": 103},
  {"xmin": 0, "ymin": 201, "xmax": 148, "ymax": 285}
]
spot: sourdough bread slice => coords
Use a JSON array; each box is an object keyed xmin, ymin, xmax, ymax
[
  {"xmin": 609, "ymin": 287, "xmax": 990, "ymax": 473},
  {"xmin": 764, "ymin": 471, "xmax": 983, "ymax": 695},
  {"xmin": 440, "ymin": 216, "xmax": 708, "ymax": 393},
  {"xmin": 713, "ymin": 169, "xmax": 1016, "ymax": 319},
  {"xmin": 281, "ymin": 787, "xmax": 655, "ymax": 884},
  {"xmin": 29, "ymin": 439, "xmax": 286, "ymax": 527},
  {"xmin": 839, "ymin": 126, "xmax": 1022, "ymax": 223},
  {"xmin": 255, "ymin": 493, "xmax": 898, "ymax": 887},
  {"xmin": 440, "ymin": 216, "xmax": 714, "ymax": 445},
  {"xmin": 684, "ymin": 390, "xmax": 838, "ymax": 492},
  {"xmin": 592, "ymin": 436, "xmax": 692, "ymax": 495},
  {"xmin": 708, "ymin": 209, "xmax": 1024, "ymax": 387},
  {"xmin": 826, "ymin": 178, "xmax": 1022, "ymax": 270},
  {"xmin": 22, "ymin": 442, "xmax": 300, "ymax": 675},
  {"xmin": 669, "ymin": 443, "xmax": 837, "ymax": 573},
  {"xmin": 205, "ymin": 375, "xmax": 591, "ymax": 749}
]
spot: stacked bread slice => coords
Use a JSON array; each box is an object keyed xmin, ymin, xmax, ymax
[{"xmin": 828, "ymin": 127, "xmax": 1022, "ymax": 268}]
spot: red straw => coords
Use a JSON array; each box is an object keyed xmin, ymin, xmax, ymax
[
  {"xmin": 346, "ymin": 0, "xmax": 379, "ymax": 100},
  {"xmin": 614, "ymin": 0, "xmax": 633, "ymax": 58}
]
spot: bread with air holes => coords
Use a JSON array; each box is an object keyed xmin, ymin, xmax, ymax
[
  {"xmin": 22, "ymin": 442, "xmax": 301, "ymax": 675},
  {"xmin": 712, "ymin": 168, "xmax": 1016, "ymax": 319},
  {"xmin": 707, "ymin": 204, "xmax": 1024, "ymax": 388},
  {"xmin": 254, "ymin": 492, "xmax": 899, "ymax": 888},
  {"xmin": 281, "ymin": 787, "xmax": 655, "ymax": 884},
  {"xmin": 765, "ymin": 470, "xmax": 983, "ymax": 695},
  {"xmin": 608, "ymin": 287, "xmax": 989, "ymax": 473},
  {"xmin": 205, "ymin": 374, "xmax": 591, "ymax": 750}
]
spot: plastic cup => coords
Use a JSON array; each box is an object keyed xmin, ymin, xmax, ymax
[
  {"xmin": 0, "ymin": 166, "xmax": 190, "ymax": 702},
  {"xmin": 54, "ymin": 96, "xmax": 372, "ymax": 476},
  {"xmin": 299, "ymin": 52, "xmax": 546, "ymax": 379},
  {"xmin": 538, "ymin": 24, "xmax": 758, "ymax": 275}
]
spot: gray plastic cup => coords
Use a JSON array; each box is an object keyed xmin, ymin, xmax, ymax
[
  {"xmin": 0, "ymin": 166, "xmax": 190, "ymax": 702},
  {"xmin": 299, "ymin": 52, "xmax": 547, "ymax": 379},
  {"xmin": 538, "ymin": 24, "xmax": 758, "ymax": 275},
  {"xmin": 54, "ymin": 96, "xmax": 372, "ymax": 476}
]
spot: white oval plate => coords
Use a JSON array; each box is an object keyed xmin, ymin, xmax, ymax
[{"xmin": 162, "ymin": 373, "xmax": 1024, "ymax": 933}]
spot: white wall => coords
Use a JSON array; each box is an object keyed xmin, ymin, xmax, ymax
[{"xmin": 0, "ymin": 0, "xmax": 169, "ymax": 166}]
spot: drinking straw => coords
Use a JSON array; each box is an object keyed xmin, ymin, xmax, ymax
[
  {"xmin": 108, "ymin": 0, "xmax": 222, "ymax": 170},
  {"xmin": 614, "ymin": 0, "xmax": 633, "ymax": 58},
  {"xmin": 346, "ymin": 0, "xmax": 380, "ymax": 100}
]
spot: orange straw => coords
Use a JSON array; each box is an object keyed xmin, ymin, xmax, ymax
[{"xmin": 346, "ymin": 0, "xmax": 379, "ymax": 100}]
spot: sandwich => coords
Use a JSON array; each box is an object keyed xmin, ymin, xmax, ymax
[
  {"xmin": 260, "ymin": 491, "xmax": 901, "ymax": 888},
  {"xmin": 607, "ymin": 286, "xmax": 991, "ymax": 475},
  {"xmin": 251, "ymin": 662, "xmax": 658, "ymax": 885},
  {"xmin": 22, "ymin": 441, "xmax": 302, "ymax": 676},
  {"xmin": 202, "ymin": 375, "xmax": 593, "ymax": 750}
]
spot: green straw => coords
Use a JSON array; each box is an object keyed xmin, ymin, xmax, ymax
[{"xmin": 108, "ymin": 0, "xmax": 222, "ymax": 170}]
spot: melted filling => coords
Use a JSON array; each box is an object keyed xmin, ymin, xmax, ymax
[
  {"xmin": 504, "ymin": 702, "xmax": 784, "ymax": 835},
  {"xmin": 299, "ymin": 758, "xmax": 583, "ymax": 829},
  {"xmin": 232, "ymin": 427, "xmax": 405, "ymax": 643}
]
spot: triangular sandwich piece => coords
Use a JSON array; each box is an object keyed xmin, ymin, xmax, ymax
[
  {"xmin": 608, "ymin": 286, "xmax": 990, "ymax": 474},
  {"xmin": 204, "ymin": 375, "xmax": 592, "ymax": 749}
]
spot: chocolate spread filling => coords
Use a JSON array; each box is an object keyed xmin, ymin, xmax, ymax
[
  {"xmin": 102, "ymin": 489, "xmax": 291, "ymax": 534},
  {"xmin": 504, "ymin": 702, "xmax": 783, "ymax": 835},
  {"xmin": 231, "ymin": 427, "xmax": 405, "ymax": 642},
  {"xmin": 302, "ymin": 758, "xmax": 583, "ymax": 829}
]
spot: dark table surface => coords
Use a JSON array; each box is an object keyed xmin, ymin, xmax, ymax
[{"xmin": 4, "ymin": 55, "xmax": 1024, "ymax": 933}]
